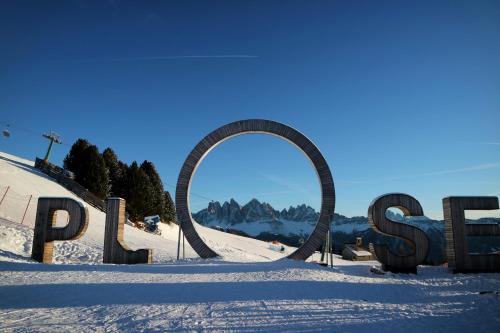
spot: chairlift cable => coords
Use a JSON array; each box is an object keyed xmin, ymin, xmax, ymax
[{"xmin": 164, "ymin": 182, "xmax": 215, "ymax": 202}]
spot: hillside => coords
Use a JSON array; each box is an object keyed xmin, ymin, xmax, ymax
[
  {"xmin": 0, "ymin": 151, "xmax": 499, "ymax": 332},
  {"xmin": 0, "ymin": 151, "xmax": 294, "ymax": 262}
]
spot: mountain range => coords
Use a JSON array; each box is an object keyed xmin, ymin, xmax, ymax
[
  {"xmin": 193, "ymin": 199, "xmax": 318, "ymax": 245},
  {"xmin": 193, "ymin": 198, "xmax": 500, "ymax": 264}
]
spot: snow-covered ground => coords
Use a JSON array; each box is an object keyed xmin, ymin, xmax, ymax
[
  {"xmin": 0, "ymin": 151, "xmax": 499, "ymax": 332},
  {"xmin": 197, "ymin": 215, "xmax": 315, "ymax": 239},
  {"xmin": 0, "ymin": 151, "xmax": 290, "ymax": 263}
]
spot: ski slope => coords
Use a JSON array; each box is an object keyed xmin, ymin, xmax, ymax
[
  {"xmin": 0, "ymin": 151, "xmax": 292, "ymax": 263},
  {"xmin": 0, "ymin": 151, "xmax": 499, "ymax": 332}
]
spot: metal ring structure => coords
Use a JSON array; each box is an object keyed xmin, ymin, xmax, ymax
[{"xmin": 175, "ymin": 119, "xmax": 335, "ymax": 260}]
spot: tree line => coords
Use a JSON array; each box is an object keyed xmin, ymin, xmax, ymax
[{"xmin": 63, "ymin": 138, "xmax": 176, "ymax": 223}]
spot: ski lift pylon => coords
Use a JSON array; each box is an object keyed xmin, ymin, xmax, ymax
[{"xmin": 2, "ymin": 124, "xmax": 10, "ymax": 138}]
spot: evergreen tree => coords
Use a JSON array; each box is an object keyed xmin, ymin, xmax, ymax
[
  {"xmin": 124, "ymin": 161, "xmax": 155, "ymax": 221},
  {"xmin": 164, "ymin": 191, "xmax": 176, "ymax": 224},
  {"xmin": 140, "ymin": 160, "xmax": 166, "ymax": 220},
  {"xmin": 113, "ymin": 161, "xmax": 129, "ymax": 198},
  {"xmin": 64, "ymin": 139, "xmax": 109, "ymax": 199},
  {"xmin": 102, "ymin": 148, "xmax": 125, "ymax": 197},
  {"xmin": 63, "ymin": 138, "xmax": 90, "ymax": 179},
  {"xmin": 64, "ymin": 139, "xmax": 175, "ymax": 222},
  {"xmin": 79, "ymin": 145, "xmax": 110, "ymax": 199}
]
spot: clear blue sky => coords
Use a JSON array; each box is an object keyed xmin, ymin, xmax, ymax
[{"xmin": 1, "ymin": 0, "xmax": 499, "ymax": 219}]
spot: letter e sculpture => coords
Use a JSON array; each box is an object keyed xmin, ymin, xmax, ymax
[{"xmin": 443, "ymin": 196, "xmax": 500, "ymax": 273}]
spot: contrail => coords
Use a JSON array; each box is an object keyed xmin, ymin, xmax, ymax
[
  {"xmin": 337, "ymin": 162, "xmax": 500, "ymax": 185},
  {"xmin": 474, "ymin": 142, "xmax": 500, "ymax": 145},
  {"xmin": 458, "ymin": 141, "xmax": 500, "ymax": 146},
  {"xmin": 260, "ymin": 173, "xmax": 320, "ymax": 204},
  {"xmin": 409, "ymin": 162, "xmax": 500, "ymax": 177},
  {"xmin": 68, "ymin": 55, "xmax": 260, "ymax": 63}
]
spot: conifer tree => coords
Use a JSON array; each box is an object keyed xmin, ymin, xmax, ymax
[
  {"xmin": 64, "ymin": 139, "xmax": 176, "ymax": 222},
  {"xmin": 79, "ymin": 145, "xmax": 110, "ymax": 199},
  {"xmin": 113, "ymin": 161, "xmax": 129, "ymax": 199},
  {"xmin": 140, "ymin": 160, "xmax": 166, "ymax": 220},
  {"xmin": 164, "ymin": 191, "xmax": 177, "ymax": 224},
  {"xmin": 64, "ymin": 139, "xmax": 109, "ymax": 199},
  {"xmin": 63, "ymin": 138, "xmax": 90, "ymax": 179},
  {"xmin": 124, "ymin": 161, "xmax": 155, "ymax": 221},
  {"xmin": 102, "ymin": 148, "xmax": 124, "ymax": 197}
]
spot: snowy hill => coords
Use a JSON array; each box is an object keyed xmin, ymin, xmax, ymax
[
  {"xmin": 0, "ymin": 151, "xmax": 196, "ymax": 262},
  {"xmin": 1, "ymin": 151, "xmax": 499, "ymax": 332},
  {"xmin": 0, "ymin": 151, "xmax": 294, "ymax": 263}
]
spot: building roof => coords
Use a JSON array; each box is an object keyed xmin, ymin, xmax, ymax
[{"xmin": 344, "ymin": 244, "xmax": 371, "ymax": 257}]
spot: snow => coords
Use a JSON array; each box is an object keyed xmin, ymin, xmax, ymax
[
  {"xmin": 0, "ymin": 151, "xmax": 286, "ymax": 263},
  {"xmin": 1, "ymin": 151, "xmax": 500, "ymax": 332},
  {"xmin": 194, "ymin": 199, "xmax": 318, "ymax": 239},
  {"xmin": 333, "ymin": 221, "xmax": 371, "ymax": 233},
  {"xmin": 199, "ymin": 216, "xmax": 315, "ymax": 239},
  {"xmin": 345, "ymin": 245, "xmax": 372, "ymax": 257}
]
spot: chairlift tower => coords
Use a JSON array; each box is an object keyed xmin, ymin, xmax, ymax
[
  {"xmin": 2, "ymin": 124, "xmax": 10, "ymax": 138},
  {"xmin": 42, "ymin": 131, "xmax": 62, "ymax": 163}
]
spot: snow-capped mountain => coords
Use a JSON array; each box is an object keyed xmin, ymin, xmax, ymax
[
  {"xmin": 194, "ymin": 199, "xmax": 500, "ymax": 264},
  {"xmin": 193, "ymin": 199, "xmax": 318, "ymax": 242},
  {"xmin": 196, "ymin": 198, "xmax": 318, "ymax": 225}
]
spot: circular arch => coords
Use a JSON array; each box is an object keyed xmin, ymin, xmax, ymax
[{"xmin": 175, "ymin": 119, "xmax": 335, "ymax": 260}]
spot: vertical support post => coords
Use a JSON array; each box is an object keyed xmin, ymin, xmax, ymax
[
  {"xmin": 320, "ymin": 234, "xmax": 327, "ymax": 262},
  {"xmin": 329, "ymin": 214, "xmax": 333, "ymax": 267},
  {"xmin": 0, "ymin": 186, "xmax": 9, "ymax": 207},
  {"xmin": 21, "ymin": 195, "xmax": 32, "ymax": 225},
  {"xmin": 329, "ymin": 230, "xmax": 334, "ymax": 268},
  {"xmin": 43, "ymin": 139, "xmax": 54, "ymax": 162},
  {"xmin": 325, "ymin": 231, "xmax": 330, "ymax": 266},
  {"xmin": 182, "ymin": 233, "xmax": 185, "ymax": 259},
  {"xmin": 177, "ymin": 222, "xmax": 182, "ymax": 260}
]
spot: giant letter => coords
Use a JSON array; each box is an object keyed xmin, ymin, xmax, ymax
[
  {"xmin": 32, "ymin": 197, "xmax": 89, "ymax": 263},
  {"xmin": 103, "ymin": 197, "xmax": 152, "ymax": 264},
  {"xmin": 443, "ymin": 196, "xmax": 500, "ymax": 273},
  {"xmin": 175, "ymin": 119, "xmax": 335, "ymax": 261},
  {"xmin": 368, "ymin": 193, "xmax": 429, "ymax": 273}
]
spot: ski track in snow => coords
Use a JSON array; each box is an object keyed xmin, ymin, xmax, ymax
[{"xmin": 1, "ymin": 151, "xmax": 500, "ymax": 332}]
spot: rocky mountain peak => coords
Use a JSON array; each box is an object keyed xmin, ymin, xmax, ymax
[{"xmin": 194, "ymin": 198, "xmax": 319, "ymax": 225}]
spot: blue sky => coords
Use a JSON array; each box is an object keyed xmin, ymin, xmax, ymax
[{"xmin": 1, "ymin": 0, "xmax": 499, "ymax": 219}]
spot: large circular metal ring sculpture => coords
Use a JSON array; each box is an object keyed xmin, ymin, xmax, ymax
[{"xmin": 176, "ymin": 119, "xmax": 335, "ymax": 260}]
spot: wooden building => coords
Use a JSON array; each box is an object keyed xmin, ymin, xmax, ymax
[{"xmin": 342, "ymin": 238, "xmax": 373, "ymax": 261}]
